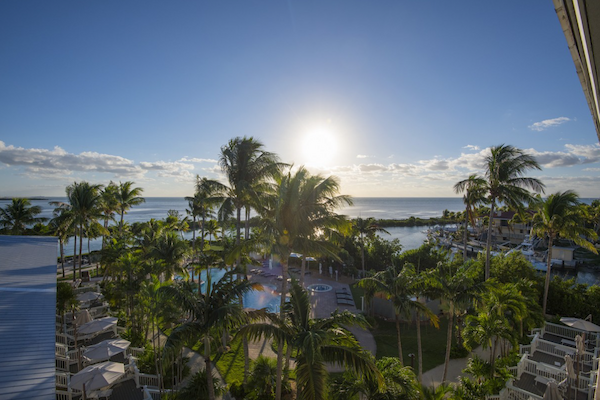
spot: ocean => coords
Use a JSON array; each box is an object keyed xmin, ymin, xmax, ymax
[
  {"xmin": 1, "ymin": 197, "xmax": 464, "ymax": 255},
  {"xmin": 3, "ymin": 197, "xmax": 599, "ymax": 286}
]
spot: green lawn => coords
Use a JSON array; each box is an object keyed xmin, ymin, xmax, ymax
[
  {"xmin": 215, "ymin": 335, "xmax": 249, "ymax": 385},
  {"xmin": 371, "ymin": 317, "xmax": 450, "ymax": 372}
]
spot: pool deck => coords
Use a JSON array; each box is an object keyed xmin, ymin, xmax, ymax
[{"xmin": 248, "ymin": 266, "xmax": 377, "ymax": 372}]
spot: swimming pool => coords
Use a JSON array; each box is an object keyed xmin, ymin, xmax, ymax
[
  {"xmin": 195, "ymin": 268, "xmax": 281, "ymax": 312},
  {"xmin": 306, "ymin": 283, "xmax": 333, "ymax": 292}
]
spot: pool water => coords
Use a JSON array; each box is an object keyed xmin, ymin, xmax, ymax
[
  {"xmin": 195, "ymin": 268, "xmax": 281, "ymax": 312},
  {"xmin": 306, "ymin": 284, "xmax": 333, "ymax": 292}
]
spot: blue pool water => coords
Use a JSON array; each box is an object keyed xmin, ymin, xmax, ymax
[{"xmin": 194, "ymin": 268, "xmax": 280, "ymax": 312}]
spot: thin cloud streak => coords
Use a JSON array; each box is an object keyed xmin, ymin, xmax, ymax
[{"xmin": 528, "ymin": 117, "xmax": 570, "ymax": 131}]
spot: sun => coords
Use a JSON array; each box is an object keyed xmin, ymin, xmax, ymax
[{"xmin": 301, "ymin": 125, "xmax": 338, "ymax": 168}]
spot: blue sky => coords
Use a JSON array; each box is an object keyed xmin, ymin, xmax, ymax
[{"xmin": 1, "ymin": 1, "xmax": 599, "ymax": 198}]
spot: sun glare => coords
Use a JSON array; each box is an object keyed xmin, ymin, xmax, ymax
[{"xmin": 301, "ymin": 125, "xmax": 338, "ymax": 168}]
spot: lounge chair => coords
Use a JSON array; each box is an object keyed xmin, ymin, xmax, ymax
[{"xmin": 337, "ymin": 293, "xmax": 353, "ymax": 300}]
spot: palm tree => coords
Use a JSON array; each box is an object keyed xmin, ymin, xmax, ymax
[
  {"xmin": 481, "ymin": 145, "xmax": 544, "ymax": 280},
  {"xmin": 238, "ymin": 282, "xmax": 381, "ymax": 400},
  {"xmin": 99, "ymin": 182, "xmax": 119, "ymax": 248},
  {"xmin": 49, "ymin": 203, "xmax": 75, "ymax": 278},
  {"xmin": 454, "ymin": 175, "xmax": 486, "ymax": 260},
  {"xmin": 359, "ymin": 263, "xmax": 438, "ymax": 366},
  {"xmin": 531, "ymin": 190, "xmax": 598, "ymax": 315},
  {"xmin": 159, "ymin": 268, "xmax": 258, "ymax": 400},
  {"xmin": 151, "ymin": 230, "xmax": 190, "ymax": 281},
  {"xmin": 0, "ymin": 198, "xmax": 46, "ymax": 234},
  {"xmin": 259, "ymin": 166, "xmax": 351, "ymax": 399},
  {"xmin": 187, "ymin": 176, "xmax": 227, "ymax": 257},
  {"xmin": 115, "ymin": 181, "xmax": 145, "ymax": 231},
  {"xmin": 67, "ymin": 182, "xmax": 104, "ymax": 279},
  {"xmin": 352, "ymin": 217, "xmax": 390, "ymax": 277},
  {"xmin": 428, "ymin": 260, "xmax": 479, "ymax": 382}
]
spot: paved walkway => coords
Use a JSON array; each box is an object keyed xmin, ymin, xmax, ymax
[{"xmin": 420, "ymin": 345, "xmax": 491, "ymax": 387}]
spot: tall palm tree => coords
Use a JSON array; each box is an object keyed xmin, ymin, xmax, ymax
[
  {"xmin": 188, "ymin": 176, "xmax": 227, "ymax": 257},
  {"xmin": 453, "ymin": 175, "xmax": 486, "ymax": 260},
  {"xmin": 159, "ymin": 268, "xmax": 258, "ymax": 400},
  {"xmin": 67, "ymin": 182, "xmax": 104, "ymax": 279},
  {"xmin": 353, "ymin": 217, "xmax": 390, "ymax": 277},
  {"xmin": 531, "ymin": 191, "xmax": 598, "ymax": 315},
  {"xmin": 481, "ymin": 145, "xmax": 544, "ymax": 280},
  {"xmin": 99, "ymin": 182, "xmax": 119, "ymax": 248},
  {"xmin": 0, "ymin": 198, "xmax": 46, "ymax": 234},
  {"xmin": 259, "ymin": 166, "xmax": 352, "ymax": 399},
  {"xmin": 238, "ymin": 282, "xmax": 381, "ymax": 400},
  {"xmin": 49, "ymin": 202, "xmax": 75, "ymax": 278},
  {"xmin": 219, "ymin": 138, "xmax": 282, "ymax": 383},
  {"xmin": 359, "ymin": 263, "xmax": 438, "ymax": 366},
  {"xmin": 151, "ymin": 230, "xmax": 190, "ymax": 281},
  {"xmin": 428, "ymin": 260, "xmax": 479, "ymax": 382},
  {"xmin": 115, "ymin": 181, "xmax": 145, "ymax": 231}
]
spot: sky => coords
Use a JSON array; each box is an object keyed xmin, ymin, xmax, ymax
[{"xmin": 1, "ymin": 1, "xmax": 599, "ymax": 198}]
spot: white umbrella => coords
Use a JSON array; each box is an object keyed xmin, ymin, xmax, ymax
[
  {"xmin": 70, "ymin": 361, "xmax": 125, "ymax": 393},
  {"xmin": 83, "ymin": 339, "xmax": 131, "ymax": 362},
  {"xmin": 74, "ymin": 310, "xmax": 92, "ymax": 326},
  {"xmin": 542, "ymin": 380, "xmax": 563, "ymax": 400},
  {"xmin": 594, "ymin": 369, "xmax": 600, "ymax": 400},
  {"xmin": 565, "ymin": 355, "xmax": 576, "ymax": 379},
  {"xmin": 77, "ymin": 292, "xmax": 103, "ymax": 302},
  {"xmin": 560, "ymin": 317, "xmax": 600, "ymax": 332},
  {"xmin": 575, "ymin": 334, "xmax": 585, "ymax": 354},
  {"xmin": 78, "ymin": 317, "xmax": 118, "ymax": 335}
]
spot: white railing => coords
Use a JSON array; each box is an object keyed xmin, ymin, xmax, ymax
[
  {"xmin": 116, "ymin": 325, "xmax": 126, "ymax": 335},
  {"xmin": 516, "ymin": 353, "xmax": 528, "ymax": 379},
  {"xmin": 56, "ymin": 371, "xmax": 70, "ymax": 388},
  {"xmin": 89, "ymin": 304, "xmax": 110, "ymax": 318},
  {"xmin": 56, "ymin": 343, "xmax": 68, "ymax": 357},
  {"xmin": 544, "ymin": 322, "xmax": 600, "ymax": 345},
  {"xmin": 56, "ymin": 356, "xmax": 70, "ymax": 372},
  {"xmin": 144, "ymin": 387, "xmax": 173, "ymax": 400},
  {"xmin": 56, "ymin": 390, "xmax": 72, "ymax": 400},
  {"xmin": 521, "ymin": 357, "xmax": 591, "ymax": 391},
  {"xmin": 534, "ymin": 337, "xmax": 595, "ymax": 364},
  {"xmin": 127, "ymin": 346, "xmax": 146, "ymax": 358},
  {"xmin": 138, "ymin": 373, "xmax": 160, "ymax": 388}
]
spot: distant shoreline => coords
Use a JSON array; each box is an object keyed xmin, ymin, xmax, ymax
[{"xmin": 0, "ymin": 196, "xmax": 49, "ymax": 200}]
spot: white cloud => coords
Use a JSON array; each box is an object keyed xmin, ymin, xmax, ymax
[
  {"xmin": 179, "ymin": 157, "xmax": 218, "ymax": 163},
  {"xmin": 463, "ymin": 145, "xmax": 480, "ymax": 151},
  {"xmin": 356, "ymin": 154, "xmax": 369, "ymax": 159},
  {"xmin": 0, "ymin": 141, "xmax": 142, "ymax": 175},
  {"xmin": 528, "ymin": 117, "xmax": 570, "ymax": 131}
]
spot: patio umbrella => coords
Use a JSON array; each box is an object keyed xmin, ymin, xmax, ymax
[
  {"xmin": 594, "ymin": 369, "xmax": 600, "ymax": 400},
  {"xmin": 565, "ymin": 355, "xmax": 576, "ymax": 379},
  {"xmin": 83, "ymin": 339, "xmax": 131, "ymax": 362},
  {"xmin": 77, "ymin": 292, "xmax": 103, "ymax": 303},
  {"xmin": 74, "ymin": 310, "xmax": 92, "ymax": 326},
  {"xmin": 560, "ymin": 317, "xmax": 600, "ymax": 332},
  {"xmin": 70, "ymin": 361, "xmax": 125, "ymax": 393},
  {"xmin": 78, "ymin": 317, "xmax": 118, "ymax": 335},
  {"xmin": 542, "ymin": 380, "xmax": 563, "ymax": 400},
  {"xmin": 575, "ymin": 335, "xmax": 585, "ymax": 354}
]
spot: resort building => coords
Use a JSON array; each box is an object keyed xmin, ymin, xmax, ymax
[
  {"xmin": 494, "ymin": 322, "xmax": 600, "ymax": 400},
  {"xmin": 553, "ymin": 0, "xmax": 600, "ymax": 141},
  {"xmin": 0, "ymin": 236, "xmax": 57, "ymax": 399},
  {"xmin": 490, "ymin": 211, "xmax": 533, "ymax": 246}
]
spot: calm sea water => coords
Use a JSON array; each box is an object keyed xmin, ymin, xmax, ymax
[
  {"xmin": 1, "ymin": 197, "xmax": 461, "ymax": 255},
  {"xmin": 3, "ymin": 197, "xmax": 599, "ymax": 285}
]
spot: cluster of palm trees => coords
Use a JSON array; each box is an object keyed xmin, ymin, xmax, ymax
[{"xmin": 453, "ymin": 144, "xmax": 597, "ymax": 316}]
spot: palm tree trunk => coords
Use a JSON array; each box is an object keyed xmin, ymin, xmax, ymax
[
  {"xmin": 275, "ymin": 257, "xmax": 289, "ymax": 400},
  {"xmin": 395, "ymin": 313, "xmax": 404, "ymax": 365},
  {"xmin": 442, "ymin": 303, "xmax": 454, "ymax": 382},
  {"xmin": 542, "ymin": 235, "xmax": 554, "ymax": 315},
  {"xmin": 361, "ymin": 235, "xmax": 366, "ymax": 277},
  {"xmin": 60, "ymin": 239, "xmax": 65, "ymax": 278},
  {"xmin": 205, "ymin": 338, "xmax": 215, "ymax": 400},
  {"xmin": 300, "ymin": 255, "xmax": 306, "ymax": 286},
  {"xmin": 79, "ymin": 224, "xmax": 84, "ymax": 279},
  {"xmin": 463, "ymin": 208, "xmax": 469, "ymax": 260},
  {"xmin": 73, "ymin": 232, "xmax": 77, "ymax": 281},
  {"xmin": 416, "ymin": 308, "xmax": 423, "ymax": 382},
  {"xmin": 485, "ymin": 202, "xmax": 496, "ymax": 280},
  {"xmin": 191, "ymin": 215, "xmax": 196, "ymax": 263},
  {"xmin": 201, "ymin": 211, "xmax": 206, "ymax": 256}
]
